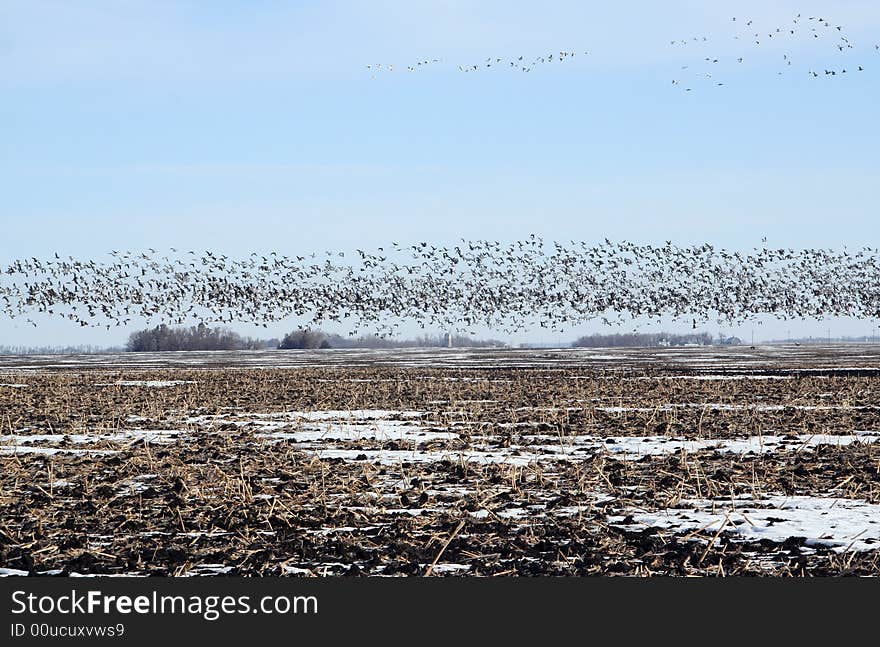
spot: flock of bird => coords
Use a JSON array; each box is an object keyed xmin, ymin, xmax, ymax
[
  {"xmin": 671, "ymin": 13, "xmax": 873, "ymax": 91},
  {"xmin": 6, "ymin": 14, "xmax": 875, "ymax": 336},
  {"xmin": 3, "ymin": 237, "xmax": 880, "ymax": 336},
  {"xmin": 366, "ymin": 12, "xmax": 878, "ymax": 91},
  {"xmin": 367, "ymin": 50, "xmax": 587, "ymax": 77}
]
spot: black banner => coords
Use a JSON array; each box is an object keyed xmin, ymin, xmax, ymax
[{"xmin": 0, "ymin": 577, "xmax": 873, "ymax": 644}]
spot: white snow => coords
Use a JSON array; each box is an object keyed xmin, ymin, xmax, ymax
[
  {"xmin": 116, "ymin": 473, "xmax": 158, "ymax": 495},
  {"xmin": 185, "ymin": 564, "xmax": 234, "ymax": 575},
  {"xmin": 616, "ymin": 495, "xmax": 880, "ymax": 552},
  {"xmin": 596, "ymin": 403, "xmax": 878, "ymax": 413},
  {"xmin": 184, "ymin": 409, "xmax": 450, "ymax": 444},
  {"xmin": 0, "ymin": 344, "xmax": 877, "ymax": 371},
  {"xmin": 634, "ymin": 375, "xmax": 792, "ymax": 381},
  {"xmin": 427, "ymin": 563, "xmax": 472, "ymax": 574},
  {"xmin": 259, "ymin": 424, "xmax": 457, "ymax": 444},
  {"xmin": 0, "ymin": 445, "xmax": 119, "ymax": 456},
  {"xmin": 113, "ymin": 380, "xmax": 195, "ymax": 387},
  {"xmin": 0, "ymin": 430, "xmax": 185, "ymax": 444},
  {"xmin": 0, "ymin": 567, "xmax": 29, "ymax": 576},
  {"xmin": 0, "ymin": 429, "xmax": 187, "ymax": 455},
  {"xmin": 187, "ymin": 409, "xmax": 425, "ymax": 427},
  {"xmin": 254, "ymin": 410, "xmax": 423, "ymax": 421},
  {"xmin": 297, "ymin": 431, "xmax": 879, "ymax": 466},
  {"xmin": 548, "ymin": 432, "xmax": 880, "ymax": 459},
  {"xmin": 306, "ymin": 447, "xmax": 544, "ymax": 466}
]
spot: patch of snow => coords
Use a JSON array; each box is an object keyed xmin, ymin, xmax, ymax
[
  {"xmin": 0, "ymin": 429, "xmax": 187, "ymax": 447},
  {"xmin": 427, "ymin": 563, "xmax": 472, "ymax": 574},
  {"xmin": 521, "ymin": 432, "xmax": 880, "ymax": 460},
  {"xmin": 0, "ymin": 568, "xmax": 30, "ymax": 576},
  {"xmin": 633, "ymin": 375, "xmax": 792, "ymax": 381},
  {"xmin": 0, "ymin": 445, "xmax": 118, "ymax": 456},
  {"xmin": 258, "ymin": 423, "xmax": 457, "ymax": 444},
  {"xmin": 256, "ymin": 410, "xmax": 423, "ymax": 421},
  {"xmin": 306, "ymin": 447, "xmax": 548, "ymax": 466},
  {"xmin": 113, "ymin": 380, "xmax": 196, "ymax": 387},
  {"xmin": 307, "ymin": 525, "xmax": 383, "ymax": 535},
  {"xmin": 617, "ymin": 495, "xmax": 880, "ymax": 552},
  {"xmin": 592, "ymin": 432, "xmax": 880, "ymax": 459},
  {"xmin": 596, "ymin": 403, "xmax": 879, "ymax": 413},
  {"xmin": 185, "ymin": 564, "xmax": 234, "ymax": 576}
]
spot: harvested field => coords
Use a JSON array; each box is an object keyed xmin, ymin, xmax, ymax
[{"xmin": 2, "ymin": 344, "xmax": 880, "ymax": 576}]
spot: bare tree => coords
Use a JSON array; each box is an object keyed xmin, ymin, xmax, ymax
[
  {"xmin": 278, "ymin": 329, "xmax": 330, "ymax": 349},
  {"xmin": 126, "ymin": 324, "xmax": 264, "ymax": 352}
]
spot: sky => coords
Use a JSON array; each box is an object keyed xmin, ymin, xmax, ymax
[{"xmin": 2, "ymin": 1, "xmax": 880, "ymax": 347}]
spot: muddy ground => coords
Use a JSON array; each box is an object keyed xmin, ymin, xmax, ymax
[{"xmin": 2, "ymin": 345, "xmax": 880, "ymax": 576}]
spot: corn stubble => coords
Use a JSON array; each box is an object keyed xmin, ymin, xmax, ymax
[{"xmin": 2, "ymin": 363, "xmax": 880, "ymax": 576}]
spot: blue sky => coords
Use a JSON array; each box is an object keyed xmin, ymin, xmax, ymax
[{"xmin": 3, "ymin": 1, "xmax": 880, "ymax": 346}]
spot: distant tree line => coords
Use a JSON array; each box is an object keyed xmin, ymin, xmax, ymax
[
  {"xmin": 125, "ymin": 324, "xmax": 266, "ymax": 352},
  {"xmin": 0, "ymin": 344, "xmax": 123, "ymax": 356},
  {"xmin": 278, "ymin": 329, "xmax": 507, "ymax": 349},
  {"xmin": 572, "ymin": 332, "xmax": 715, "ymax": 348},
  {"xmin": 121, "ymin": 325, "xmax": 507, "ymax": 352}
]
